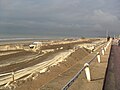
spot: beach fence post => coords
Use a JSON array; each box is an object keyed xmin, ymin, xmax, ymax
[
  {"xmin": 97, "ymin": 52, "xmax": 101, "ymax": 63},
  {"xmin": 84, "ymin": 63, "xmax": 91, "ymax": 81},
  {"xmin": 104, "ymin": 47, "xmax": 107, "ymax": 51},
  {"xmin": 102, "ymin": 48, "xmax": 105, "ymax": 55},
  {"xmin": 12, "ymin": 72, "xmax": 15, "ymax": 82}
]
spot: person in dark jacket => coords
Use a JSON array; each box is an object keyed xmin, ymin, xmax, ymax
[
  {"xmin": 118, "ymin": 40, "xmax": 120, "ymax": 46},
  {"xmin": 107, "ymin": 36, "xmax": 110, "ymax": 42}
]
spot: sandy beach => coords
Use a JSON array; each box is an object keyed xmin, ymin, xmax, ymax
[{"xmin": 0, "ymin": 38, "xmax": 106, "ymax": 90}]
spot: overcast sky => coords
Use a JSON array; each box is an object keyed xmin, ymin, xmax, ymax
[{"xmin": 0, "ymin": 0, "xmax": 120, "ymax": 38}]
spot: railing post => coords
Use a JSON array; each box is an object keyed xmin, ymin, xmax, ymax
[
  {"xmin": 84, "ymin": 63, "xmax": 91, "ymax": 81},
  {"xmin": 12, "ymin": 72, "xmax": 15, "ymax": 82},
  {"xmin": 104, "ymin": 47, "xmax": 107, "ymax": 51},
  {"xmin": 102, "ymin": 48, "xmax": 105, "ymax": 55},
  {"xmin": 97, "ymin": 52, "xmax": 101, "ymax": 63}
]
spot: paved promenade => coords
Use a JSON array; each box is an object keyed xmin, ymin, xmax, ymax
[
  {"xmin": 40, "ymin": 43, "xmax": 111, "ymax": 90},
  {"xmin": 103, "ymin": 45, "xmax": 120, "ymax": 90}
]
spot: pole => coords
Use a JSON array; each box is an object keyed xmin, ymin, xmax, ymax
[
  {"xmin": 84, "ymin": 63, "xmax": 91, "ymax": 81},
  {"xmin": 12, "ymin": 72, "xmax": 15, "ymax": 82},
  {"xmin": 102, "ymin": 48, "xmax": 105, "ymax": 55},
  {"xmin": 97, "ymin": 52, "xmax": 101, "ymax": 63}
]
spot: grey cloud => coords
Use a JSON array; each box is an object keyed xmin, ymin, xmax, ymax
[
  {"xmin": 92, "ymin": 10, "xmax": 118, "ymax": 23},
  {"xmin": 0, "ymin": 0, "xmax": 120, "ymax": 37}
]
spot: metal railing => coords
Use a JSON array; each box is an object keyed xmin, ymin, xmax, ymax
[{"xmin": 62, "ymin": 39, "xmax": 112, "ymax": 90}]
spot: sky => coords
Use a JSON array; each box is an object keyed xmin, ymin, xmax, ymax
[{"xmin": 0, "ymin": 0, "xmax": 120, "ymax": 38}]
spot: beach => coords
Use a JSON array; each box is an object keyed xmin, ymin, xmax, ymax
[{"xmin": 0, "ymin": 38, "xmax": 106, "ymax": 90}]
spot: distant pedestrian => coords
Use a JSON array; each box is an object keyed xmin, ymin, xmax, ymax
[{"xmin": 107, "ymin": 36, "xmax": 110, "ymax": 42}]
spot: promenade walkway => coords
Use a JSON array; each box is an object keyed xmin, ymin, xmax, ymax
[
  {"xmin": 40, "ymin": 43, "xmax": 111, "ymax": 90},
  {"xmin": 103, "ymin": 45, "xmax": 120, "ymax": 90}
]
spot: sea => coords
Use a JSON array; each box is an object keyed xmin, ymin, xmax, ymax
[
  {"xmin": 0, "ymin": 32, "xmax": 107, "ymax": 44},
  {"xmin": 0, "ymin": 33, "xmax": 82, "ymax": 41},
  {"xmin": 0, "ymin": 34, "xmax": 80, "ymax": 45}
]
